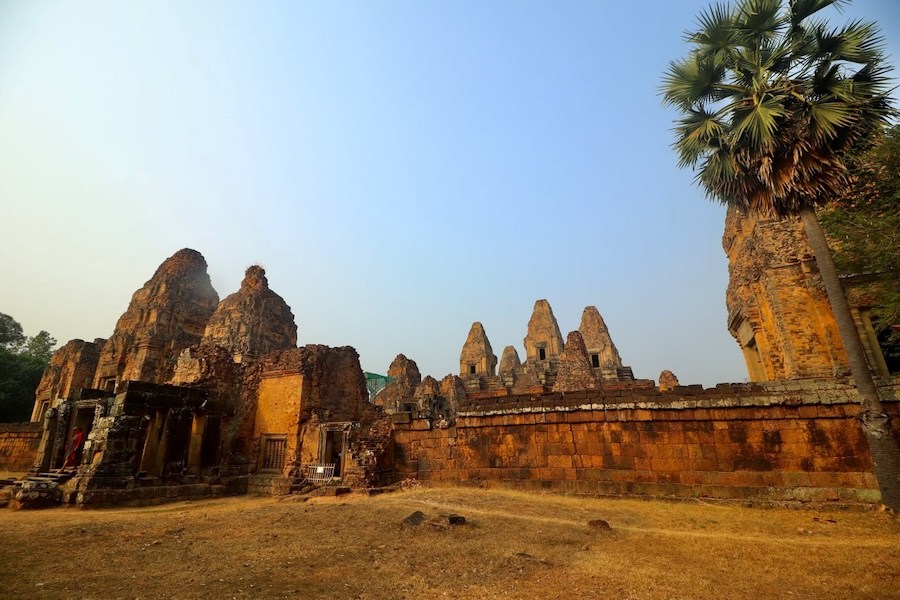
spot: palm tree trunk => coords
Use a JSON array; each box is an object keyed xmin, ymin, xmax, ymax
[{"xmin": 799, "ymin": 206, "xmax": 900, "ymax": 509}]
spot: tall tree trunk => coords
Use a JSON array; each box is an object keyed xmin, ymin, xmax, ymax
[{"xmin": 799, "ymin": 206, "xmax": 900, "ymax": 509}]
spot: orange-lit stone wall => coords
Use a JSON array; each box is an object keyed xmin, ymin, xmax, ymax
[
  {"xmin": 0, "ymin": 423, "xmax": 43, "ymax": 472},
  {"xmin": 255, "ymin": 373, "xmax": 304, "ymax": 470},
  {"xmin": 393, "ymin": 380, "xmax": 900, "ymax": 503},
  {"xmin": 723, "ymin": 207, "xmax": 888, "ymax": 380}
]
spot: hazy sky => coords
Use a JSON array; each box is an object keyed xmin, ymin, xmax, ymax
[{"xmin": 1, "ymin": 1, "xmax": 898, "ymax": 387}]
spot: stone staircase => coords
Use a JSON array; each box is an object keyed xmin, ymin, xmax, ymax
[{"xmin": 0, "ymin": 470, "xmax": 77, "ymax": 509}]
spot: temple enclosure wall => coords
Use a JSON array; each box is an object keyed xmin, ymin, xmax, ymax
[
  {"xmin": 0, "ymin": 423, "xmax": 43, "ymax": 473},
  {"xmin": 392, "ymin": 379, "xmax": 900, "ymax": 503}
]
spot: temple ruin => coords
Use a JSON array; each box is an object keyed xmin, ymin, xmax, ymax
[
  {"xmin": 16, "ymin": 249, "xmax": 392, "ymax": 507},
  {"xmin": 2, "ymin": 237, "xmax": 899, "ymax": 508}
]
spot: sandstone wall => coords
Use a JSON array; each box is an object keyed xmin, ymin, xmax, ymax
[
  {"xmin": 0, "ymin": 423, "xmax": 43, "ymax": 472},
  {"xmin": 393, "ymin": 379, "xmax": 900, "ymax": 503},
  {"xmin": 723, "ymin": 208, "xmax": 888, "ymax": 380}
]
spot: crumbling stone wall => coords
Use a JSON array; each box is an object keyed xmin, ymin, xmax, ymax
[
  {"xmin": 31, "ymin": 338, "xmax": 103, "ymax": 421},
  {"xmin": 393, "ymin": 379, "xmax": 900, "ymax": 503}
]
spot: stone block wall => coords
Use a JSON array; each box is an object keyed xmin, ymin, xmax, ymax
[
  {"xmin": 0, "ymin": 423, "xmax": 43, "ymax": 472},
  {"xmin": 392, "ymin": 379, "xmax": 900, "ymax": 503}
]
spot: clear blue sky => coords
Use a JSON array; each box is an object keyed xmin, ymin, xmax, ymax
[{"xmin": 1, "ymin": 1, "xmax": 898, "ymax": 387}]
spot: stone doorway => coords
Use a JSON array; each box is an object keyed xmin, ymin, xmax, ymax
[
  {"xmin": 320, "ymin": 427, "xmax": 348, "ymax": 481},
  {"xmin": 60, "ymin": 402, "xmax": 96, "ymax": 470}
]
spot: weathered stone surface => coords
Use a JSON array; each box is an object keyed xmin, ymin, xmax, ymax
[
  {"xmin": 415, "ymin": 376, "xmax": 441, "ymax": 401},
  {"xmin": 439, "ymin": 375, "xmax": 466, "ymax": 405},
  {"xmin": 459, "ymin": 322, "xmax": 497, "ymax": 377},
  {"xmin": 92, "ymin": 249, "xmax": 219, "ymax": 390},
  {"xmin": 32, "ymin": 338, "xmax": 104, "ymax": 420},
  {"xmin": 579, "ymin": 306, "xmax": 633, "ymax": 381},
  {"xmin": 498, "ymin": 346, "xmax": 521, "ymax": 376},
  {"xmin": 394, "ymin": 379, "xmax": 900, "ymax": 504},
  {"xmin": 261, "ymin": 345, "xmax": 368, "ymax": 423},
  {"xmin": 723, "ymin": 207, "xmax": 888, "ymax": 380},
  {"xmin": 658, "ymin": 370, "xmax": 680, "ymax": 392},
  {"xmin": 402, "ymin": 510, "xmax": 427, "ymax": 526},
  {"xmin": 15, "ymin": 249, "xmax": 397, "ymax": 506},
  {"xmin": 553, "ymin": 331, "xmax": 600, "ymax": 392},
  {"xmin": 202, "ymin": 265, "xmax": 297, "ymax": 360},
  {"xmin": 387, "ymin": 354, "xmax": 421, "ymax": 391},
  {"xmin": 523, "ymin": 300, "xmax": 565, "ymax": 364}
]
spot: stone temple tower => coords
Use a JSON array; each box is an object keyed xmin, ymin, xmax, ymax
[
  {"xmin": 523, "ymin": 299, "xmax": 565, "ymax": 366},
  {"xmin": 578, "ymin": 306, "xmax": 634, "ymax": 381},
  {"xmin": 459, "ymin": 322, "xmax": 497, "ymax": 377}
]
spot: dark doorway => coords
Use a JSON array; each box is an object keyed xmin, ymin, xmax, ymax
[{"xmin": 322, "ymin": 430, "xmax": 345, "ymax": 480}]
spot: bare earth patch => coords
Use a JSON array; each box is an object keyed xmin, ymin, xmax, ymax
[{"xmin": 1, "ymin": 487, "xmax": 897, "ymax": 599}]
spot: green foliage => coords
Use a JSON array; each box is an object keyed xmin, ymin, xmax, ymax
[
  {"xmin": 0, "ymin": 312, "xmax": 57, "ymax": 422},
  {"xmin": 0, "ymin": 347, "xmax": 46, "ymax": 422},
  {"xmin": 820, "ymin": 124, "xmax": 900, "ymax": 348},
  {"xmin": 0, "ymin": 312, "xmax": 25, "ymax": 351},
  {"xmin": 22, "ymin": 330, "xmax": 57, "ymax": 362},
  {"xmin": 660, "ymin": 0, "xmax": 894, "ymax": 216}
]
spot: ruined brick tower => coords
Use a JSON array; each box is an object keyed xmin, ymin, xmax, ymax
[{"xmin": 91, "ymin": 248, "xmax": 219, "ymax": 391}]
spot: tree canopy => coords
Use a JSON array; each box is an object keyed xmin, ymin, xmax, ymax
[
  {"xmin": 0, "ymin": 312, "xmax": 56, "ymax": 422},
  {"xmin": 661, "ymin": 0, "xmax": 894, "ymax": 217},
  {"xmin": 821, "ymin": 124, "xmax": 900, "ymax": 327}
]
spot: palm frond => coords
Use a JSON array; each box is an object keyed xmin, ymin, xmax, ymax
[
  {"xmin": 731, "ymin": 93, "xmax": 787, "ymax": 148},
  {"xmin": 806, "ymin": 99, "xmax": 856, "ymax": 139},
  {"xmin": 825, "ymin": 20, "xmax": 885, "ymax": 64},
  {"xmin": 735, "ymin": 0, "xmax": 784, "ymax": 42},
  {"xmin": 661, "ymin": 0, "xmax": 895, "ymax": 214},
  {"xmin": 789, "ymin": 0, "xmax": 847, "ymax": 30},
  {"xmin": 661, "ymin": 56, "xmax": 728, "ymax": 109}
]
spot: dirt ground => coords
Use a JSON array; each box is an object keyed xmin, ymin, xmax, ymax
[{"xmin": 0, "ymin": 485, "xmax": 898, "ymax": 599}]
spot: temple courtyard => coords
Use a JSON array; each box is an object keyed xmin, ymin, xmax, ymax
[{"xmin": 1, "ymin": 486, "xmax": 897, "ymax": 599}]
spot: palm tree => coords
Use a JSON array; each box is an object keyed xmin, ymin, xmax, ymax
[{"xmin": 661, "ymin": 0, "xmax": 900, "ymax": 508}]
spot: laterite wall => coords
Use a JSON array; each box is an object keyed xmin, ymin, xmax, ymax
[
  {"xmin": 0, "ymin": 422, "xmax": 42, "ymax": 473},
  {"xmin": 392, "ymin": 379, "xmax": 900, "ymax": 503}
]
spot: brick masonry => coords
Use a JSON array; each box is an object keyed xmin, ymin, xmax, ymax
[
  {"xmin": 0, "ymin": 423, "xmax": 43, "ymax": 472},
  {"xmin": 393, "ymin": 379, "xmax": 900, "ymax": 503}
]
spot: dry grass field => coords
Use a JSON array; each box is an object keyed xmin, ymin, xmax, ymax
[{"xmin": 0, "ymin": 486, "xmax": 898, "ymax": 599}]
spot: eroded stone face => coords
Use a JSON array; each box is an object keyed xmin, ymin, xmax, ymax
[
  {"xmin": 374, "ymin": 354, "xmax": 422, "ymax": 413},
  {"xmin": 459, "ymin": 322, "xmax": 497, "ymax": 377},
  {"xmin": 415, "ymin": 376, "xmax": 441, "ymax": 400},
  {"xmin": 498, "ymin": 346, "xmax": 521, "ymax": 376},
  {"xmin": 32, "ymin": 339, "xmax": 104, "ymax": 421},
  {"xmin": 440, "ymin": 374, "xmax": 466, "ymax": 404},
  {"xmin": 722, "ymin": 207, "xmax": 886, "ymax": 380},
  {"xmin": 553, "ymin": 331, "xmax": 600, "ymax": 392},
  {"xmin": 201, "ymin": 265, "xmax": 298, "ymax": 360},
  {"xmin": 658, "ymin": 370, "xmax": 679, "ymax": 392},
  {"xmin": 387, "ymin": 354, "xmax": 421, "ymax": 390},
  {"xmin": 579, "ymin": 307, "xmax": 623, "ymax": 368},
  {"xmin": 92, "ymin": 248, "xmax": 219, "ymax": 389},
  {"xmin": 523, "ymin": 299, "xmax": 564, "ymax": 364}
]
